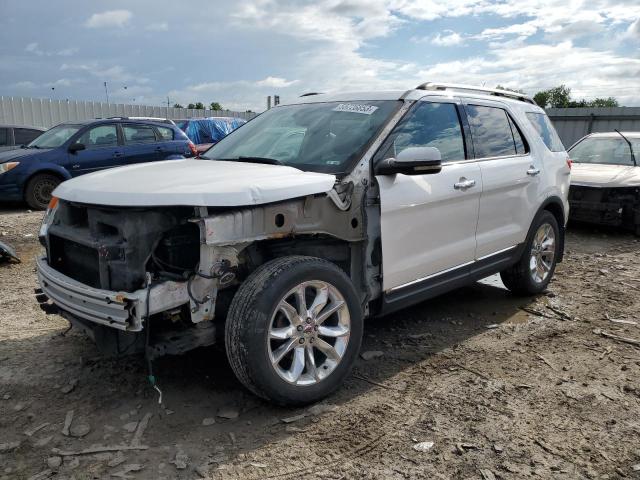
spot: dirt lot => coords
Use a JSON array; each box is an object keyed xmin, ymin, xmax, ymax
[{"xmin": 1, "ymin": 208, "xmax": 639, "ymax": 480}]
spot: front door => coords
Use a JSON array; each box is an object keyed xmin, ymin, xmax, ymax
[
  {"xmin": 376, "ymin": 99, "xmax": 481, "ymax": 291},
  {"xmin": 68, "ymin": 124, "xmax": 122, "ymax": 176}
]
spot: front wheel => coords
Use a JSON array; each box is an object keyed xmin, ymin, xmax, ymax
[
  {"xmin": 500, "ymin": 210, "xmax": 560, "ymax": 296},
  {"xmin": 225, "ymin": 256, "xmax": 363, "ymax": 406},
  {"xmin": 25, "ymin": 173, "xmax": 61, "ymax": 210}
]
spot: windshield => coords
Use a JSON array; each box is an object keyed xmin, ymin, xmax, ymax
[
  {"xmin": 28, "ymin": 124, "xmax": 82, "ymax": 149},
  {"xmin": 569, "ymin": 137, "xmax": 640, "ymax": 166},
  {"xmin": 201, "ymin": 100, "xmax": 401, "ymax": 174}
]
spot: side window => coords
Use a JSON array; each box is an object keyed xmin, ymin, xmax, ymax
[
  {"xmin": 526, "ymin": 112, "xmax": 564, "ymax": 152},
  {"xmin": 466, "ymin": 105, "xmax": 517, "ymax": 158},
  {"xmin": 508, "ymin": 116, "xmax": 528, "ymax": 154},
  {"xmin": 14, "ymin": 128, "xmax": 42, "ymax": 145},
  {"xmin": 0, "ymin": 128, "xmax": 8, "ymax": 146},
  {"xmin": 156, "ymin": 126, "xmax": 174, "ymax": 140},
  {"xmin": 76, "ymin": 125, "xmax": 118, "ymax": 148},
  {"xmin": 378, "ymin": 102, "xmax": 465, "ymax": 162},
  {"xmin": 123, "ymin": 124, "xmax": 157, "ymax": 144}
]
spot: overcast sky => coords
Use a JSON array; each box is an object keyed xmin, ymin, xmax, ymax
[{"xmin": 1, "ymin": 0, "xmax": 639, "ymax": 112}]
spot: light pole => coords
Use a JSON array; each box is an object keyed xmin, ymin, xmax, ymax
[{"xmin": 104, "ymin": 81, "xmax": 109, "ymax": 103}]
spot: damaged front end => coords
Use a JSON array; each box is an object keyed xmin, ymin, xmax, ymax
[
  {"xmin": 568, "ymin": 185, "xmax": 640, "ymax": 233},
  {"xmin": 36, "ymin": 186, "xmax": 368, "ymax": 357}
]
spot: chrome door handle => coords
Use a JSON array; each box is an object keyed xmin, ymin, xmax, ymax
[
  {"xmin": 454, "ymin": 179, "xmax": 476, "ymax": 190},
  {"xmin": 527, "ymin": 166, "xmax": 540, "ymax": 176}
]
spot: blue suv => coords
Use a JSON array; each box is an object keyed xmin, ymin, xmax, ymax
[{"xmin": 0, "ymin": 118, "xmax": 196, "ymax": 209}]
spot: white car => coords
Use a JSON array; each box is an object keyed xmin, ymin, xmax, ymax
[
  {"xmin": 36, "ymin": 83, "xmax": 571, "ymax": 405},
  {"xmin": 568, "ymin": 131, "xmax": 640, "ymax": 234}
]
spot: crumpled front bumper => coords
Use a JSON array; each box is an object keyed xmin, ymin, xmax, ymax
[{"xmin": 36, "ymin": 255, "xmax": 190, "ymax": 331}]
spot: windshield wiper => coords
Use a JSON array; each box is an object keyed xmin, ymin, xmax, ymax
[
  {"xmin": 223, "ymin": 156, "xmax": 284, "ymax": 166},
  {"xmin": 614, "ymin": 129, "xmax": 637, "ymax": 167}
]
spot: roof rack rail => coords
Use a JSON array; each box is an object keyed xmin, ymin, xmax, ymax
[
  {"xmin": 416, "ymin": 82, "xmax": 536, "ymax": 105},
  {"xmin": 300, "ymin": 92, "xmax": 322, "ymax": 97},
  {"xmin": 104, "ymin": 116, "xmax": 176, "ymax": 125}
]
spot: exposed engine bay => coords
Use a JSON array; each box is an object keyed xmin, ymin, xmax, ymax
[{"xmin": 568, "ymin": 185, "xmax": 640, "ymax": 233}]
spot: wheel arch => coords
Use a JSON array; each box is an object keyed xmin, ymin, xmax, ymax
[
  {"xmin": 538, "ymin": 196, "xmax": 566, "ymax": 262},
  {"xmin": 22, "ymin": 167, "xmax": 70, "ymax": 196}
]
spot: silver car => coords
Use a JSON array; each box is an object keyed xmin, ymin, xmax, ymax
[
  {"xmin": 569, "ymin": 131, "xmax": 640, "ymax": 234},
  {"xmin": 0, "ymin": 124, "xmax": 46, "ymax": 152}
]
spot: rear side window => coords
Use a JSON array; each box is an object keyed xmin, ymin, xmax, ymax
[
  {"xmin": 156, "ymin": 126, "xmax": 174, "ymax": 140},
  {"xmin": 14, "ymin": 128, "xmax": 42, "ymax": 145},
  {"xmin": 123, "ymin": 124, "xmax": 157, "ymax": 144},
  {"xmin": 0, "ymin": 128, "xmax": 8, "ymax": 146},
  {"xmin": 377, "ymin": 102, "xmax": 466, "ymax": 162},
  {"xmin": 526, "ymin": 112, "xmax": 564, "ymax": 152},
  {"xmin": 466, "ymin": 105, "xmax": 517, "ymax": 158}
]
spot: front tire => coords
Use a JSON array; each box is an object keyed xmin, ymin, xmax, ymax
[
  {"xmin": 25, "ymin": 173, "xmax": 61, "ymax": 210},
  {"xmin": 500, "ymin": 210, "xmax": 560, "ymax": 296},
  {"xmin": 225, "ymin": 256, "xmax": 363, "ymax": 406}
]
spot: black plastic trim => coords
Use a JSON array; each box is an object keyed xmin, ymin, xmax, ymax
[{"xmin": 379, "ymin": 244, "xmax": 524, "ymax": 316}]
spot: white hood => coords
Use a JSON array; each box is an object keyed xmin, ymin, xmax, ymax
[
  {"xmin": 54, "ymin": 159, "xmax": 336, "ymax": 207},
  {"xmin": 571, "ymin": 163, "xmax": 640, "ymax": 188}
]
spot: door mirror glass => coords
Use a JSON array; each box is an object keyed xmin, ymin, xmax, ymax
[
  {"xmin": 375, "ymin": 147, "xmax": 442, "ymax": 175},
  {"xmin": 68, "ymin": 143, "xmax": 86, "ymax": 153}
]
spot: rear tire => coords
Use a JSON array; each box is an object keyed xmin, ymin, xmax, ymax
[
  {"xmin": 225, "ymin": 256, "xmax": 363, "ymax": 406},
  {"xmin": 25, "ymin": 173, "xmax": 61, "ymax": 210},
  {"xmin": 500, "ymin": 210, "xmax": 560, "ymax": 296}
]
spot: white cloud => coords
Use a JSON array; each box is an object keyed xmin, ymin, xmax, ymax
[
  {"xmin": 255, "ymin": 76, "xmax": 299, "ymax": 88},
  {"xmin": 25, "ymin": 42, "xmax": 42, "ymax": 55},
  {"xmin": 431, "ymin": 30, "xmax": 464, "ymax": 46},
  {"xmin": 12, "ymin": 81, "xmax": 37, "ymax": 89},
  {"xmin": 85, "ymin": 10, "xmax": 132, "ymax": 29},
  {"xmin": 60, "ymin": 63, "xmax": 148, "ymax": 84},
  {"xmin": 146, "ymin": 22, "xmax": 168, "ymax": 31}
]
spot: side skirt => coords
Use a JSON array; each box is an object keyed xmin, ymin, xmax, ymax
[{"xmin": 379, "ymin": 244, "xmax": 524, "ymax": 316}]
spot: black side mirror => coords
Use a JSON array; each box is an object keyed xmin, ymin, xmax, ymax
[
  {"xmin": 375, "ymin": 147, "xmax": 443, "ymax": 176},
  {"xmin": 68, "ymin": 143, "xmax": 86, "ymax": 153}
]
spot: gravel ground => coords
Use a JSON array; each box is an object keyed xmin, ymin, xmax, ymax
[{"xmin": 1, "ymin": 207, "xmax": 639, "ymax": 480}]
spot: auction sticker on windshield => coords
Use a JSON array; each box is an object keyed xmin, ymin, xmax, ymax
[{"xmin": 332, "ymin": 103, "xmax": 379, "ymax": 115}]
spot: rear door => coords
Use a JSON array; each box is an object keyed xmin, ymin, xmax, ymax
[
  {"xmin": 68, "ymin": 123, "xmax": 122, "ymax": 175},
  {"xmin": 377, "ymin": 98, "xmax": 481, "ymax": 291},
  {"xmin": 155, "ymin": 125, "xmax": 183, "ymax": 157},
  {"xmin": 121, "ymin": 123, "xmax": 163, "ymax": 164},
  {"xmin": 464, "ymin": 101, "xmax": 538, "ymax": 258}
]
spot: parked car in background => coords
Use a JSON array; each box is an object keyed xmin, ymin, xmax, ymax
[
  {"xmin": 175, "ymin": 117, "xmax": 246, "ymax": 155},
  {"xmin": 0, "ymin": 118, "xmax": 195, "ymax": 209},
  {"xmin": 36, "ymin": 83, "xmax": 570, "ymax": 405},
  {"xmin": 568, "ymin": 131, "xmax": 640, "ymax": 234},
  {"xmin": 0, "ymin": 124, "xmax": 46, "ymax": 152}
]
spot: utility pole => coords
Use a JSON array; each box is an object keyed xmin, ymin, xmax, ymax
[
  {"xmin": 104, "ymin": 81, "xmax": 109, "ymax": 103},
  {"xmin": 267, "ymin": 96, "xmax": 271, "ymax": 110},
  {"xmin": 167, "ymin": 97, "xmax": 170, "ymax": 108}
]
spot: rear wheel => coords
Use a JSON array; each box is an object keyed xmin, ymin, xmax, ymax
[
  {"xmin": 25, "ymin": 173, "xmax": 61, "ymax": 210},
  {"xmin": 225, "ymin": 256, "xmax": 363, "ymax": 406},
  {"xmin": 501, "ymin": 210, "xmax": 560, "ymax": 296}
]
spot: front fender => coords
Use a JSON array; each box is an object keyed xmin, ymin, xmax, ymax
[{"xmin": 23, "ymin": 163, "xmax": 72, "ymax": 182}]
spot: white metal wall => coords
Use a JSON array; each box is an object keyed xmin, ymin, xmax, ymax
[{"xmin": 0, "ymin": 96, "xmax": 257, "ymax": 128}]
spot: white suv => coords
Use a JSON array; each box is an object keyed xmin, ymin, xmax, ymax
[{"xmin": 36, "ymin": 83, "xmax": 571, "ymax": 405}]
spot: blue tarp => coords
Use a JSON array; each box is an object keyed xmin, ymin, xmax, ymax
[{"xmin": 176, "ymin": 117, "xmax": 246, "ymax": 145}]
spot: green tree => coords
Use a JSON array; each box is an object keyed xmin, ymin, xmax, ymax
[
  {"xmin": 209, "ymin": 102, "xmax": 223, "ymax": 111},
  {"xmin": 533, "ymin": 91, "xmax": 550, "ymax": 108},
  {"xmin": 187, "ymin": 102, "xmax": 205, "ymax": 110},
  {"xmin": 172, "ymin": 103, "xmax": 183, "ymax": 108},
  {"xmin": 533, "ymin": 85, "xmax": 618, "ymax": 109},
  {"xmin": 588, "ymin": 97, "xmax": 619, "ymax": 107}
]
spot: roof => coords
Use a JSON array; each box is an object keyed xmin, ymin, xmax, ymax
[
  {"xmin": 283, "ymin": 85, "xmax": 543, "ymax": 111},
  {"xmin": 56, "ymin": 118, "xmax": 178, "ymax": 127}
]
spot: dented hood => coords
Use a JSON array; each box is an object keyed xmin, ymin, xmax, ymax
[
  {"xmin": 571, "ymin": 163, "xmax": 640, "ymax": 188},
  {"xmin": 53, "ymin": 159, "xmax": 336, "ymax": 207}
]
